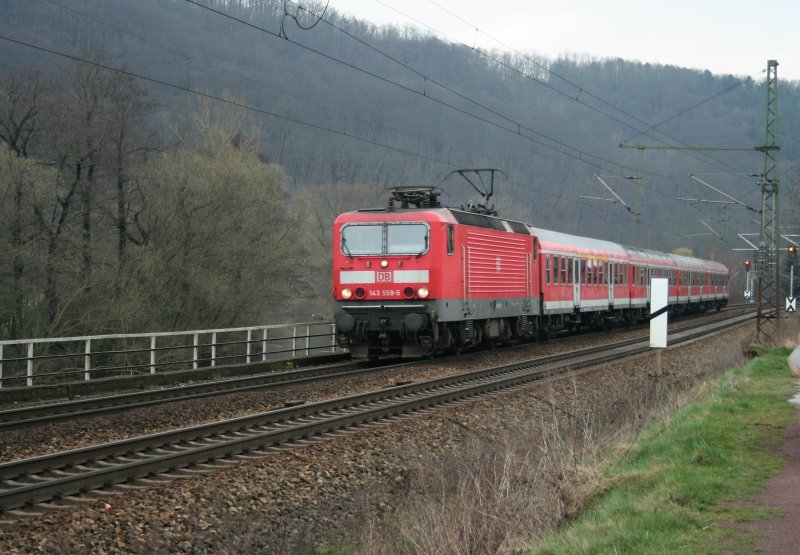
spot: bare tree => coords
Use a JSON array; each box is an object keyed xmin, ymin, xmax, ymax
[{"xmin": 134, "ymin": 99, "xmax": 311, "ymax": 330}]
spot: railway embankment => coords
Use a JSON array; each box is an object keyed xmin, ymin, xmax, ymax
[{"xmin": 0, "ymin": 314, "xmax": 768, "ymax": 552}]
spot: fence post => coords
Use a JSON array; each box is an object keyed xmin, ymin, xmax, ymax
[
  {"xmin": 246, "ymin": 329, "xmax": 252, "ymax": 364},
  {"xmin": 306, "ymin": 324, "xmax": 311, "ymax": 356},
  {"xmin": 262, "ymin": 329, "xmax": 268, "ymax": 361},
  {"xmin": 0, "ymin": 344, "xmax": 3, "ymax": 389},
  {"xmin": 27, "ymin": 342, "xmax": 33, "ymax": 387},
  {"xmin": 193, "ymin": 333, "xmax": 199, "ymax": 369},
  {"xmin": 150, "ymin": 336, "xmax": 157, "ymax": 374},
  {"xmin": 211, "ymin": 332, "xmax": 217, "ymax": 367},
  {"xmin": 292, "ymin": 325, "xmax": 297, "ymax": 357},
  {"xmin": 331, "ymin": 323, "xmax": 336, "ymax": 353},
  {"xmin": 84, "ymin": 339, "xmax": 92, "ymax": 381}
]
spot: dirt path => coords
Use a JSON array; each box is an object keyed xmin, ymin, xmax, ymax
[{"xmin": 740, "ymin": 406, "xmax": 800, "ymax": 553}]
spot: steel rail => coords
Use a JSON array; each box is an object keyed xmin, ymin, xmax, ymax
[{"xmin": 0, "ymin": 311, "xmax": 753, "ymax": 514}]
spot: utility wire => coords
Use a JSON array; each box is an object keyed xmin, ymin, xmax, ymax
[
  {"xmin": 0, "ymin": 34, "xmax": 459, "ymax": 169},
  {"xmin": 184, "ymin": 0, "xmax": 757, "ymax": 238},
  {"xmin": 185, "ymin": 0, "xmax": 665, "ymax": 179},
  {"xmin": 0, "ymin": 33, "xmax": 695, "ymax": 244},
  {"xmin": 41, "ymin": 0, "xmax": 455, "ymax": 164}
]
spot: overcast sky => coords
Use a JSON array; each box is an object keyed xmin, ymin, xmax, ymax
[{"xmin": 327, "ymin": 0, "xmax": 799, "ymax": 82}]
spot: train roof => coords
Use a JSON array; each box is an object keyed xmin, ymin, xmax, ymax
[
  {"xmin": 530, "ymin": 227, "xmax": 627, "ymax": 258},
  {"xmin": 334, "ymin": 206, "xmax": 728, "ymax": 273}
]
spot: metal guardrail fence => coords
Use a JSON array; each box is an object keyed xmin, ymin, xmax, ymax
[{"xmin": 0, "ymin": 322, "xmax": 340, "ymax": 388}]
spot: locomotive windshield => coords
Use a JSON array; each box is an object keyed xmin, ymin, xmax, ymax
[{"xmin": 341, "ymin": 223, "xmax": 429, "ymax": 256}]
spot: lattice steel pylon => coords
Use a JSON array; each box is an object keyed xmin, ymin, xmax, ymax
[{"xmin": 756, "ymin": 60, "xmax": 780, "ymax": 343}]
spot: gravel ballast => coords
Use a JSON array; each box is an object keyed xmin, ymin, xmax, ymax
[{"xmin": 0, "ymin": 319, "xmax": 755, "ymax": 553}]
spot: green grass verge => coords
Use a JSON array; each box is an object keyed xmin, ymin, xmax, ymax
[{"xmin": 530, "ymin": 348, "xmax": 797, "ymax": 554}]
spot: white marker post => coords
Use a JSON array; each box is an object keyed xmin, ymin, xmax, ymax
[
  {"xmin": 650, "ymin": 278, "xmax": 668, "ymax": 348},
  {"xmin": 650, "ymin": 278, "xmax": 668, "ymax": 373}
]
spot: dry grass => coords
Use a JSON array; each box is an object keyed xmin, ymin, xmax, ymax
[{"xmin": 349, "ymin": 327, "xmax": 760, "ymax": 555}]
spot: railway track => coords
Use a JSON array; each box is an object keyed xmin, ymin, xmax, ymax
[
  {"xmin": 0, "ymin": 306, "xmax": 750, "ymax": 430},
  {"xmin": 0, "ymin": 309, "xmax": 754, "ymax": 516},
  {"xmin": 0, "ymin": 359, "xmax": 401, "ymax": 430}
]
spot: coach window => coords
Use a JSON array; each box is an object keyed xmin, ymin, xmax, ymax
[
  {"xmin": 553, "ymin": 255, "xmax": 560, "ymax": 285},
  {"xmin": 561, "ymin": 256, "xmax": 568, "ymax": 285},
  {"xmin": 447, "ymin": 225, "xmax": 454, "ymax": 255},
  {"xmin": 546, "ymin": 255, "xmax": 551, "ymax": 285},
  {"xmin": 568, "ymin": 258, "xmax": 574, "ymax": 284},
  {"xmin": 580, "ymin": 259, "xmax": 586, "ymax": 285}
]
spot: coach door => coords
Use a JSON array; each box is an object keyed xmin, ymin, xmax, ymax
[
  {"xmin": 573, "ymin": 258, "xmax": 581, "ymax": 308},
  {"xmin": 608, "ymin": 261, "xmax": 615, "ymax": 306}
]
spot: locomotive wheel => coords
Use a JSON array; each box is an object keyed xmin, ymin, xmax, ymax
[{"xmin": 415, "ymin": 331, "xmax": 438, "ymax": 357}]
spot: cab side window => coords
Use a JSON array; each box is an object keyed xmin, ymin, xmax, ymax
[{"xmin": 447, "ymin": 225, "xmax": 454, "ymax": 255}]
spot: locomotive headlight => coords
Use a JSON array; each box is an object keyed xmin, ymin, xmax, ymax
[
  {"xmin": 381, "ymin": 259, "xmax": 389, "ymax": 268},
  {"xmin": 418, "ymin": 286, "xmax": 430, "ymax": 299},
  {"xmin": 341, "ymin": 288, "xmax": 353, "ymax": 299}
]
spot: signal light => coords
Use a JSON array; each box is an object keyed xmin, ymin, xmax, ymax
[
  {"xmin": 744, "ymin": 260, "xmax": 752, "ymax": 271},
  {"xmin": 789, "ymin": 245, "xmax": 797, "ymax": 255}
]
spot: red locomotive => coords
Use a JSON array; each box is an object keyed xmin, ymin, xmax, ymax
[{"xmin": 332, "ymin": 187, "xmax": 728, "ymax": 358}]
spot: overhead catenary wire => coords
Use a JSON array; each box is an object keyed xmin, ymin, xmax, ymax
[
  {"xmin": 184, "ymin": 0, "xmax": 742, "ymax": 237},
  {"xmin": 198, "ymin": 0, "xmax": 772, "ymax": 243},
  {"xmin": 0, "ymin": 32, "xmax": 703, "ymax": 246},
  {"xmin": 283, "ymin": 0, "xmax": 761, "ymax": 234},
  {"xmin": 183, "ymin": 0, "xmax": 669, "ymax": 179},
  {"xmin": 375, "ymin": 0, "xmax": 756, "ymax": 179}
]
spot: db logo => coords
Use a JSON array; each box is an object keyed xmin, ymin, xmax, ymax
[{"xmin": 377, "ymin": 271, "xmax": 393, "ymax": 282}]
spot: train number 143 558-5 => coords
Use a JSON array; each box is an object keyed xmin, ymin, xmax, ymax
[{"xmin": 370, "ymin": 289, "xmax": 401, "ymax": 297}]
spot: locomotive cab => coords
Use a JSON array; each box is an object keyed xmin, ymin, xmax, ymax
[{"xmin": 332, "ymin": 191, "xmax": 445, "ymax": 358}]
